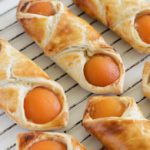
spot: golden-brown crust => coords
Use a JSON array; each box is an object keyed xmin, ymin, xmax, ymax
[
  {"xmin": 85, "ymin": 119, "xmax": 150, "ymax": 150},
  {"xmin": 21, "ymin": 18, "xmax": 48, "ymax": 45},
  {"xmin": 18, "ymin": 132, "xmax": 42, "ymax": 149},
  {"xmin": 82, "ymin": 96, "xmax": 150, "ymax": 150},
  {"xmin": 0, "ymin": 39, "xmax": 68, "ymax": 131},
  {"xmin": 12, "ymin": 49, "xmax": 49, "ymax": 79},
  {"xmin": 0, "ymin": 42, "xmax": 12, "ymax": 80},
  {"xmin": 74, "ymin": 0, "xmax": 100, "ymax": 22},
  {"xmin": 0, "ymin": 87, "xmax": 19, "ymax": 113},
  {"xmin": 17, "ymin": 0, "xmax": 108, "ymax": 56},
  {"xmin": 74, "ymin": 0, "xmax": 150, "ymax": 53},
  {"xmin": 142, "ymin": 62, "xmax": 150, "ymax": 100},
  {"xmin": 45, "ymin": 12, "xmax": 84, "ymax": 56},
  {"xmin": 0, "ymin": 39, "xmax": 49, "ymax": 79},
  {"xmin": 17, "ymin": 132, "xmax": 87, "ymax": 150},
  {"xmin": 17, "ymin": 0, "xmax": 125, "ymax": 94}
]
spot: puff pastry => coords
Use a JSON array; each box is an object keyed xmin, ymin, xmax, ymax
[
  {"xmin": 16, "ymin": 131, "xmax": 86, "ymax": 150},
  {"xmin": 142, "ymin": 62, "xmax": 150, "ymax": 100},
  {"xmin": 0, "ymin": 39, "xmax": 68, "ymax": 131},
  {"xmin": 74, "ymin": 0, "xmax": 150, "ymax": 53},
  {"xmin": 82, "ymin": 96, "xmax": 150, "ymax": 150},
  {"xmin": 17, "ymin": 0, "xmax": 125, "ymax": 94}
]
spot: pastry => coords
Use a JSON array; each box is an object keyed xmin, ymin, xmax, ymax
[
  {"xmin": 0, "ymin": 39, "xmax": 68, "ymax": 130},
  {"xmin": 74, "ymin": 0, "xmax": 150, "ymax": 53},
  {"xmin": 17, "ymin": 0, "xmax": 125, "ymax": 94},
  {"xmin": 142, "ymin": 62, "xmax": 150, "ymax": 100},
  {"xmin": 82, "ymin": 96, "xmax": 150, "ymax": 150},
  {"xmin": 16, "ymin": 131, "xmax": 86, "ymax": 150}
]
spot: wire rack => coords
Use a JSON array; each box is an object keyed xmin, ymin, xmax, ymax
[{"xmin": 0, "ymin": 0, "xmax": 150, "ymax": 149}]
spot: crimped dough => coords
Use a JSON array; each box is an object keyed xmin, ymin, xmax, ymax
[
  {"xmin": 16, "ymin": 132, "xmax": 86, "ymax": 150},
  {"xmin": 17, "ymin": 0, "xmax": 125, "ymax": 94},
  {"xmin": 74, "ymin": 0, "xmax": 150, "ymax": 53},
  {"xmin": 142, "ymin": 62, "xmax": 150, "ymax": 100},
  {"xmin": 0, "ymin": 39, "xmax": 68, "ymax": 131},
  {"xmin": 82, "ymin": 96, "xmax": 150, "ymax": 150}
]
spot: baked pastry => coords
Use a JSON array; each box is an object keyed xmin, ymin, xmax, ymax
[
  {"xmin": 16, "ymin": 131, "xmax": 86, "ymax": 150},
  {"xmin": 0, "ymin": 39, "xmax": 68, "ymax": 131},
  {"xmin": 17, "ymin": 0, "xmax": 125, "ymax": 94},
  {"xmin": 142, "ymin": 62, "xmax": 150, "ymax": 100},
  {"xmin": 82, "ymin": 96, "xmax": 150, "ymax": 150},
  {"xmin": 74, "ymin": 0, "xmax": 150, "ymax": 53}
]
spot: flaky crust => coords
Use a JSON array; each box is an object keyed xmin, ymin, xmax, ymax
[
  {"xmin": 0, "ymin": 39, "xmax": 68, "ymax": 131},
  {"xmin": 16, "ymin": 132, "xmax": 86, "ymax": 150},
  {"xmin": 74, "ymin": 0, "xmax": 150, "ymax": 53},
  {"xmin": 82, "ymin": 96, "xmax": 150, "ymax": 150},
  {"xmin": 17, "ymin": 0, "xmax": 125, "ymax": 94},
  {"xmin": 142, "ymin": 62, "xmax": 150, "ymax": 100}
]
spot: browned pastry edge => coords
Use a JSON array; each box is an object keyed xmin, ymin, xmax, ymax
[
  {"xmin": 82, "ymin": 96, "xmax": 150, "ymax": 150},
  {"xmin": 17, "ymin": 132, "xmax": 86, "ymax": 150},
  {"xmin": 0, "ymin": 39, "xmax": 68, "ymax": 131}
]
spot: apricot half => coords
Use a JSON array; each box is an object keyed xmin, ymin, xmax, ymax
[
  {"xmin": 135, "ymin": 14, "xmax": 150, "ymax": 44},
  {"xmin": 89, "ymin": 98, "xmax": 126, "ymax": 119},
  {"xmin": 28, "ymin": 2, "xmax": 55, "ymax": 16},
  {"xmin": 29, "ymin": 140, "xmax": 67, "ymax": 150},
  {"xmin": 84, "ymin": 55, "xmax": 120, "ymax": 87},
  {"xmin": 24, "ymin": 87, "xmax": 61, "ymax": 124}
]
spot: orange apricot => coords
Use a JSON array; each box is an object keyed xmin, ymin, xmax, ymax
[
  {"xmin": 84, "ymin": 55, "xmax": 120, "ymax": 87},
  {"xmin": 28, "ymin": 2, "xmax": 55, "ymax": 16},
  {"xmin": 135, "ymin": 14, "xmax": 150, "ymax": 44},
  {"xmin": 89, "ymin": 98, "xmax": 126, "ymax": 119},
  {"xmin": 24, "ymin": 87, "xmax": 61, "ymax": 124},
  {"xmin": 29, "ymin": 140, "xmax": 67, "ymax": 150}
]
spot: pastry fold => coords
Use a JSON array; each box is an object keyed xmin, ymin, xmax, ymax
[
  {"xmin": 17, "ymin": 0, "xmax": 125, "ymax": 94},
  {"xmin": 82, "ymin": 96, "xmax": 150, "ymax": 150},
  {"xmin": 17, "ymin": 132, "xmax": 86, "ymax": 150},
  {"xmin": 74, "ymin": 0, "xmax": 150, "ymax": 53},
  {"xmin": 0, "ymin": 39, "xmax": 68, "ymax": 130},
  {"xmin": 142, "ymin": 62, "xmax": 150, "ymax": 100}
]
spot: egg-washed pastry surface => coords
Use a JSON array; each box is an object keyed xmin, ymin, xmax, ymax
[
  {"xmin": 83, "ymin": 96, "xmax": 150, "ymax": 150},
  {"xmin": 0, "ymin": 39, "xmax": 68, "ymax": 131},
  {"xmin": 17, "ymin": 0, "xmax": 125, "ymax": 94},
  {"xmin": 142, "ymin": 62, "xmax": 150, "ymax": 100},
  {"xmin": 17, "ymin": 132, "xmax": 86, "ymax": 150},
  {"xmin": 74, "ymin": 0, "xmax": 150, "ymax": 53}
]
